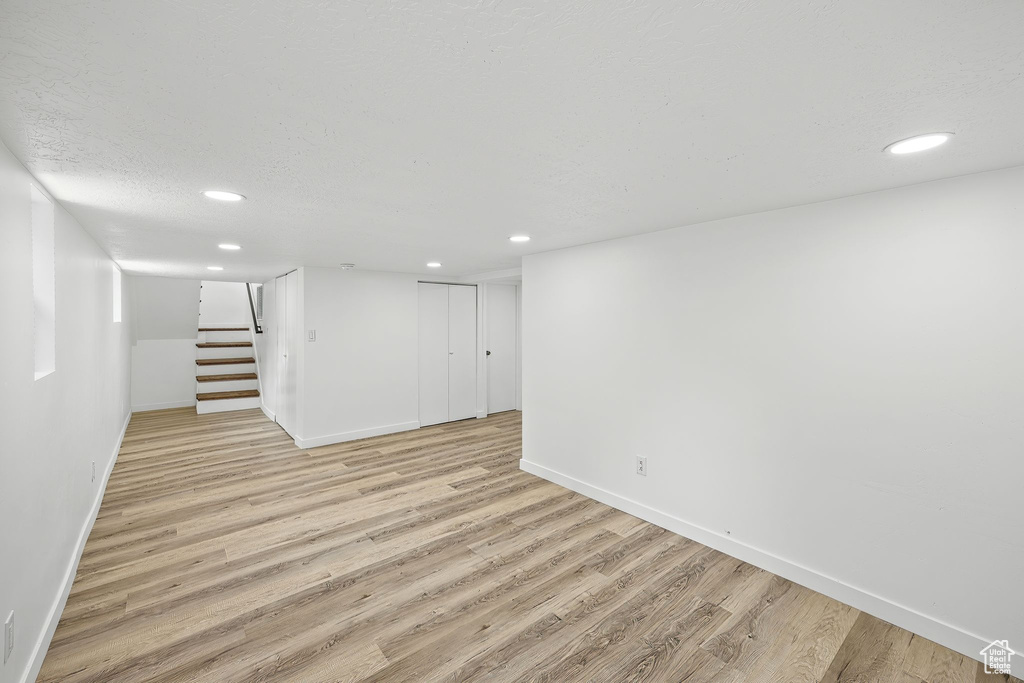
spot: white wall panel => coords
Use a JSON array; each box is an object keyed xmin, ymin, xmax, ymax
[
  {"xmin": 198, "ymin": 280, "xmax": 250, "ymax": 327},
  {"xmin": 295, "ymin": 268, "xmax": 418, "ymax": 447}
]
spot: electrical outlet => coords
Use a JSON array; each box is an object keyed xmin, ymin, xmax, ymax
[
  {"xmin": 636, "ymin": 456, "xmax": 648, "ymax": 476},
  {"xmin": 91, "ymin": 461, "xmax": 96, "ymax": 483},
  {"xmin": 4, "ymin": 611, "xmax": 13, "ymax": 664}
]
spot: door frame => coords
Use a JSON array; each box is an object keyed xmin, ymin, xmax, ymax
[{"xmin": 484, "ymin": 282, "xmax": 518, "ymax": 415}]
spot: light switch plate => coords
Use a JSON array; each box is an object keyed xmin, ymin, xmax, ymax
[{"xmin": 307, "ymin": 330, "xmax": 316, "ymax": 342}]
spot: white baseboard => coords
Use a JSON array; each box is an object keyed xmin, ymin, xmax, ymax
[
  {"xmin": 294, "ymin": 420, "xmax": 420, "ymax": 449},
  {"xmin": 21, "ymin": 411, "xmax": 132, "ymax": 683},
  {"xmin": 476, "ymin": 409, "xmax": 487, "ymax": 419},
  {"xmin": 519, "ymin": 459, "xmax": 989, "ymax": 665},
  {"xmin": 131, "ymin": 399, "xmax": 195, "ymax": 412},
  {"xmin": 260, "ymin": 402, "xmax": 276, "ymax": 422}
]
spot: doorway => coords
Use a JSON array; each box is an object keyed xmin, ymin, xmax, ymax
[{"xmin": 486, "ymin": 284, "xmax": 518, "ymax": 414}]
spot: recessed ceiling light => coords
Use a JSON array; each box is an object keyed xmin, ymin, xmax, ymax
[
  {"xmin": 203, "ymin": 190, "xmax": 245, "ymax": 201},
  {"xmin": 509, "ymin": 235, "xmax": 531, "ymax": 243},
  {"xmin": 885, "ymin": 133, "xmax": 952, "ymax": 155},
  {"xmin": 207, "ymin": 266, "xmax": 224, "ymax": 271},
  {"xmin": 340, "ymin": 263, "xmax": 355, "ymax": 270},
  {"xmin": 427, "ymin": 262, "xmax": 442, "ymax": 268},
  {"xmin": 218, "ymin": 243, "xmax": 241, "ymax": 250}
]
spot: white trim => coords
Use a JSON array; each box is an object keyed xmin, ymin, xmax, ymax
[
  {"xmin": 519, "ymin": 458, "xmax": 990, "ymax": 665},
  {"xmin": 476, "ymin": 409, "xmax": 487, "ymax": 419},
  {"xmin": 21, "ymin": 411, "xmax": 132, "ymax": 683},
  {"xmin": 515, "ymin": 283, "xmax": 522, "ymax": 412},
  {"xmin": 294, "ymin": 420, "xmax": 420, "ymax": 449},
  {"xmin": 455, "ymin": 267, "xmax": 522, "ymax": 283},
  {"xmin": 477, "ymin": 283, "xmax": 488, "ymax": 419},
  {"xmin": 260, "ymin": 402, "xmax": 276, "ymax": 422},
  {"xmin": 131, "ymin": 399, "xmax": 195, "ymax": 412}
]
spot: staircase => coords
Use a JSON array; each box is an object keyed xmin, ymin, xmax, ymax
[{"xmin": 195, "ymin": 327, "xmax": 262, "ymax": 414}]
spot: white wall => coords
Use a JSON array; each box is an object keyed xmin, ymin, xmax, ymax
[
  {"xmin": 295, "ymin": 267, "xmax": 420, "ymax": 446},
  {"xmin": 0, "ymin": 141, "xmax": 132, "ymax": 683},
  {"xmin": 257, "ymin": 267, "xmax": 521, "ymax": 448},
  {"xmin": 522, "ymin": 166, "xmax": 1024, "ymax": 666},
  {"xmin": 131, "ymin": 276, "xmax": 201, "ymax": 340},
  {"xmin": 128, "ymin": 276, "xmax": 201, "ymax": 411},
  {"xmin": 198, "ymin": 280, "xmax": 250, "ymax": 327}
]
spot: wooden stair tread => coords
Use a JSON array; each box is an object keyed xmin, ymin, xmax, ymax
[
  {"xmin": 196, "ymin": 373, "xmax": 258, "ymax": 382},
  {"xmin": 196, "ymin": 357, "xmax": 254, "ymax": 366},
  {"xmin": 196, "ymin": 341, "xmax": 253, "ymax": 348},
  {"xmin": 198, "ymin": 327, "xmax": 249, "ymax": 331},
  {"xmin": 196, "ymin": 390, "xmax": 260, "ymax": 401}
]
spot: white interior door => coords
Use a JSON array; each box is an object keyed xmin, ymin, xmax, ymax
[
  {"xmin": 447, "ymin": 285, "xmax": 477, "ymax": 421},
  {"xmin": 275, "ymin": 274, "xmax": 289, "ymax": 431},
  {"xmin": 418, "ymin": 283, "xmax": 449, "ymax": 427},
  {"xmin": 486, "ymin": 284, "xmax": 518, "ymax": 414},
  {"xmin": 278, "ymin": 271, "xmax": 299, "ymax": 435}
]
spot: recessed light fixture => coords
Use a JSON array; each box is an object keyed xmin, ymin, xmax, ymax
[
  {"xmin": 340, "ymin": 263, "xmax": 355, "ymax": 270},
  {"xmin": 207, "ymin": 266, "xmax": 224, "ymax": 271},
  {"xmin": 427, "ymin": 262, "xmax": 442, "ymax": 268},
  {"xmin": 509, "ymin": 235, "xmax": 531, "ymax": 243},
  {"xmin": 218, "ymin": 243, "xmax": 241, "ymax": 250},
  {"xmin": 885, "ymin": 133, "xmax": 952, "ymax": 155},
  {"xmin": 203, "ymin": 190, "xmax": 245, "ymax": 201}
]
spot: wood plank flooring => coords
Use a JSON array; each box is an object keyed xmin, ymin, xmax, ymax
[{"xmin": 39, "ymin": 408, "xmax": 1017, "ymax": 682}]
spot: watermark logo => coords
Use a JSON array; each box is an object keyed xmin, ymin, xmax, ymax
[{"xmin": 981, "ymin": 639, "xmax": 1015, "ymax": 675}]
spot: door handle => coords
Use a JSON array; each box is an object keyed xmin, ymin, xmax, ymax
[
  {"xmin": 486, "ymin": 350, "xmax": 491, "ymax": 356},
  {"xmin": 449, "ymin": 352, "xmax": 454, "ymax": 355}
]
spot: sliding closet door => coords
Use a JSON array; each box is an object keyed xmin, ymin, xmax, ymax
[
  {"xmin": 418, "ymin": 283, "xmax": 449, "ymax": 427},
  {"xmin": 447, "ymin": 285, "xmax": 477, "ymax": 421}
]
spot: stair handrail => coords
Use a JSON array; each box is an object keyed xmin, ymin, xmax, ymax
[{"xmin": 247, "ymin": 282, "xmax": 263, "ymax": 334}]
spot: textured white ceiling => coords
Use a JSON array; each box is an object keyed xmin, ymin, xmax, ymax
[{"xmin": 1, "ymin": 0, "xmax": 1023, "ymax": 281}]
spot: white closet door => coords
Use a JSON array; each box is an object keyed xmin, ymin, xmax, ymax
[
  {"xmin": 278, "ymin": 271, "xmax": 299, "ymax": 436},
  {"xmin": 418, "ymin": 283, "xmax": 450, "ymax": 427},
  {"xmin": 275, "ymin": 274, "xmax": 290, "ymax": 432},
  {"xmin": 447, "ymin": 285, "xmax": 478, "ymax": 421},
  {"xmin": 486, "ymin": 284, "xmax": 518, "ymax": 414}
]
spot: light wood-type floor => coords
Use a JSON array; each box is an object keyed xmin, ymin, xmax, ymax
[{"xmin": 40, "ymin": 408, "xmax": 1016, "ymax": 682}]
